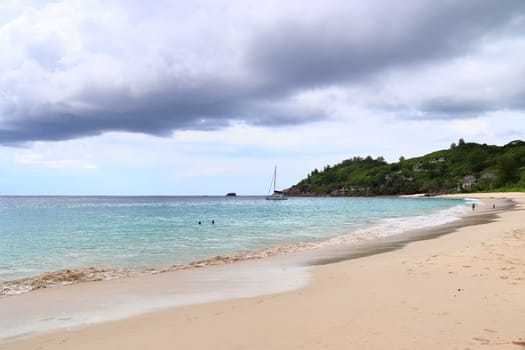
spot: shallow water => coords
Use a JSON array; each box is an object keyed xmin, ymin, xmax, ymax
[{"xmin": 0, "ymin": 196, "xmax": 469, "ymax": 294}]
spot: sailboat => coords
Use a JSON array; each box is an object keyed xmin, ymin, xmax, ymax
[{"xmin": 266, "ymin": 166, "xmax": 288, "ymax": 200}]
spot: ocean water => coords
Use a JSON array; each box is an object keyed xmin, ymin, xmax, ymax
[{"xmin": 0, "ymin": 196, "xmax": 470, "ymax": 295}]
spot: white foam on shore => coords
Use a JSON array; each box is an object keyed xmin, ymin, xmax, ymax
[
  {"xmin": 1, "ymin": 268, "xmax": 138, "ymax": 297},
  {"xmin": 319, "ymin": 202, "xmax": 470, "ymax": 247}
]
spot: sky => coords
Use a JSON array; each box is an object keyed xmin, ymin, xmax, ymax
[{"xmin": 0, "ymin": 0, "xmax": 524, "ymax": 195}]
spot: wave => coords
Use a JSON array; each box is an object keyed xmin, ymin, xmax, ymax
[
  {"xmin": 307, "ymin": 202, "xmax": 466, "ymax": 248},
  {"xmin": 0, "ymin": 267, "xmax": 134, "ymax": 296},
  {"xmin": 0, "ymin": 242, "xmax": 320, "ymax": 297}
]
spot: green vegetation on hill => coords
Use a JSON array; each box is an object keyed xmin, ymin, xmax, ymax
[{"xmin": 287, "ymin": 140, "xmax": 525, "ymax": 196}]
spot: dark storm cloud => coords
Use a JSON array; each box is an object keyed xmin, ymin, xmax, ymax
[
  {"xmin": 420, "ymin": 96, "xmax": 523, "ymax": 118},
  {"xmin": 1, "ymin": 0, "xmax": 524, "ymax": 145},
  {"xmin": 0, "ymin": 86, "xmax": 244, "ymax": 145},
  {"xmin": 0, "ymin": 75, "xmax": 324, "ymax": 145},
  {"xmin": 247, "ymin": 0, "xmax": 525, "ymax": 90},
  {"xmin": 418, "ymin": 98, "xmax": 496, "ymax": 118}
]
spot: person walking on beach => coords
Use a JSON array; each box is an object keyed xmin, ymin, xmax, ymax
[{"xmin": 472, "ymin": 203, "xmax": 476, "ymax": 211}]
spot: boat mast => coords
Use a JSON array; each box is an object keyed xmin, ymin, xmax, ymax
[{"xmin": 273, "ymin": 165, "xmax": 277, "ymax": 193}]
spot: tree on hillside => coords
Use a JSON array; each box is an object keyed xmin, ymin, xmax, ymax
[
  {"xmin": 498, "ymin": 155, "xmax": 519, "ymax": 184},
  {"xmin": 286, "ymin": 140, "xmax": 525, "ymax": 196}
]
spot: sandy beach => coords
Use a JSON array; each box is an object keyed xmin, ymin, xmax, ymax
[{"xmin": 2, "ymin": 193, "xmax": 525, "ymax": 349}]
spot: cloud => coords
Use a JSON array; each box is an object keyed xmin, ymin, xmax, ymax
[
  {"xmin": 14, "ymin": 151, "xmax": 99, "ymax": 169},
  {"xmin": 452, "ymin": 119, "xmax": 489, "ymax": 137},
  {"xmin": 246, "ymin": 0, "xmax": 525, "ymax": 87},
  {"xmin": 0, "ymin": 0, "xmax": 524, "ymax": 145}
]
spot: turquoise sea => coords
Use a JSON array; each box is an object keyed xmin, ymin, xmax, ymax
[{"xmin": 0, "ymin": 196, "xmax": 470, "ymax": 295}]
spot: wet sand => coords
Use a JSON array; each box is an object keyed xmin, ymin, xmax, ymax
[{"xmin": 2, "ymin": 193, "xmax": 525, "ymax": 349}]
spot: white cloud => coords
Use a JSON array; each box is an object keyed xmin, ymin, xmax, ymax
[
  {"xmin": 452, "ymin": 119, "xmax": 489, "ymax": 137},
  {"xmin": 14, "ymin": 151, "xmax": 99, "ymax": 169}
]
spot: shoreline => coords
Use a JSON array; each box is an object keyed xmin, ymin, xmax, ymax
[
  {"xmin": 0, "ymin": 195, "xmax": 468, "ymax": 297},
  {"xmin": 2, "ymin": 193, "xmax": 525, "ymax": 349},
  {"xmin": 304, "ymin": 196, "xmax": 512, "ymax": 267}
]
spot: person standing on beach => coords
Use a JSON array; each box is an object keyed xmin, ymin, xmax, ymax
[{"xmin": 472, "ymin": 203, "xmax": 476, "ymax": 211}]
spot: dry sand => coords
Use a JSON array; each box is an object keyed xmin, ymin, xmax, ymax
[{"xmin": 2, "ymin": 193, "xmax": 525, "ymax": 349}]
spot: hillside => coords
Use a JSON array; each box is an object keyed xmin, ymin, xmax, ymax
[{"xmin": 286, "ymin": 140, "xmax": 525, "ymax": 196}]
